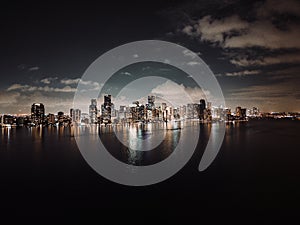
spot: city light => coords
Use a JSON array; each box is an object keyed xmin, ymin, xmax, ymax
[{"xmin": 1, "ymin": 96, "xmax": 300, "ymax": 128}]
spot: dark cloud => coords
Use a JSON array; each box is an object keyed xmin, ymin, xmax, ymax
[
  {"xmin": 165, "ymin": 0, "xmax": 300, "ymax": 112},
  {"xmin": 230, "ymin": 52, "xmax": 300, "ymax": 66},
  {"xmin": 226, "ymin": 72, "xmax": 300, "ymax": 111},
  {"xmin": 179, "ymin": 0, "xmax": 300, "ymax": 68},
  {"xmin": 181, "ymin": 2, "xmax": 300, "ymax": 48}
]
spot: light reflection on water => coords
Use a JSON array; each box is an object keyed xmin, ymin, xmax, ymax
[
  {"xmin": 0, "ymin": 122, "xmax": 227, "ymax": 166},
  {"xmin": 0, "ymin": 122, "xmax": 211, "ymax": 164},
  {"xmin": 1, "ymin": 120, "xmax": 300, "ymax": 174},
  {"xmin": 1, "ymin": 119, "xmax": 300, "ymax": 222},
  {"xmin": 98, "ymin": 122, "xmax": 185, "ymax": 166},
  {"xmin": 112, "ymin": 123, "xmax": 167, "ymax": 151},
  {"xmin": 64, "ymin": 121, "xmax": 206, "ymax": 166}
]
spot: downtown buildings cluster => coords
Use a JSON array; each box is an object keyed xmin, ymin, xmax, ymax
[
  {"xmin": 83, "ymin": 95, "xmax": 249, "ymax": 125},
  {"xmin": 1, "ymin": 95, "xmax": 300, "ymax": 128}
]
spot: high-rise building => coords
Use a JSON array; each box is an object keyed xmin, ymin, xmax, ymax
[
  {"xmin": 206, "ymin": 102, "xmax": 212, "ymax": 121},
  {"xmin": 70, "ymin": 108, "xmax": 74, "ymax": 120},
  {"xmin": 236, "ymin": 106, "xmax": 242, "ymax": 117},
  {"xmin": 138, "ymin": 104, "xmax": 145, "ymax": 121},
  {"xmin": 199, "ymin": 99, "xmax": 206, "ymax": 120},
  {"xmin": 236, "ymin": 106, "xmax": 247, "ymax": 120},
  {"xmin": 47, "ymin": 113, "xmax": 55, "ymax": 124},
  {"xmin": 118, "ymin": 106, "xmax": 126, "ymax": 122},
  {"xmin": 240, "ymin": 108, "xmax": 247, "ymax": 120},
  {"xmin": 166, "ymin": 106, "xmax": 173, "ymax": 121},
  {"xmin": 147, "ymin": 96, "xmax": 155, "ymax": 110},
  {"xmin": 179, "ymin": 105, "xmax": 186, "ymax": 118},
  {"xmin": 75, "ymin": 109, "xmax": 81, "ymax": 123},
  {"xmin": 130, "ymin": 103, "xmax": 138, "ymax": 122},
  {"xmin": 89, "ymin": 99, "xmax": 98, "ymax": 124},
  {"xmin": 101, "ymin": 95, "xmax": 114, "ymax": 124},
  {"xmin": 187, "ymin": 103, "xmax": 194, "ymax": 119},
  {"xmin": 31, "ymin": 103, "xmax": 45, "ymax": 125},
  {"xmin": 224, "ymin": 108, "xmax": 232, "ymax": 121},
  {"xmin": 173, "ymin": 108, "xmax": 180, "ymax": 120},
  {"xmin": 57, "ymin": 111, "xmax": 64, "ymax": 125},
  {"xmin": 70, "ymin": 108, "xmax": 81, "ymax": 124}
]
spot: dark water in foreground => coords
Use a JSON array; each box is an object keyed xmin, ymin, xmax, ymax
[{"xmin": 0, "ymin": 120, "xmax": 300, "ymax": 224}]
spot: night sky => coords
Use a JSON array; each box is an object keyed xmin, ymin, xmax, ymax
[{"xmin": 1, "ymin": 0, "xmax": 300, "ymax": 114}]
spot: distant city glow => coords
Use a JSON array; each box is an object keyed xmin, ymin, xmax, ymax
[{"xmin": 1, "ymin": 96, "xmax": 300, "ymax": 128}]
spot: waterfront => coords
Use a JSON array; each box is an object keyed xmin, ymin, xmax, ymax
[{"xmin": 0, "ymin": 119, "xmax": 300, "ymax": 224}]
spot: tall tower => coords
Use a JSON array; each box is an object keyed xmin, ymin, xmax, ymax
[
  {"xmin": 31, "ymin": 103, "xmax": 45, "ymax": 125},
  {"xmin": 101, "ymin": 95, "xmax": 113, "ymax": 123},
  {"xmin": 70, "ymin": 108, "xmax": 81, "ymax": 123},
  {"xmin": 89, "ymin": 99, "xmax": 98, "ymax": 124},
  {"xmin": 70, "ymin": 108, "xmax": 74, "ymax": 119},
  {"xmin": 236, "ymin": 106, "xmax": 242, "ymax": 117},
  {"xmin": 147, "ymin": 96, "xmax": 155, "ymax": 110},
  {"xmin": 199, "ymin": 99, "xmax": 206, "ymax": 120}
]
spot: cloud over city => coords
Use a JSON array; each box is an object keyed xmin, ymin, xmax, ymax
[
  {"xmin": 2, "ymin": 77, "xmax": 103, "ymax": 114},
  {"xmin": 180, "ymin": 0, "xmax": 300, "ymax": 68}
]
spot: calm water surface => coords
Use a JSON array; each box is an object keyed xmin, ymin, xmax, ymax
[{"xmin": 0, "ymin": 120, "xmax": 300, "ymax": 224}]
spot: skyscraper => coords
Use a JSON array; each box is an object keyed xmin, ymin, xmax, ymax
[
  {"xmin": 31, "ymin": 103, "xmax": 45, "ymax": 125},
  {"xmin": 147, "ymin": 96, "xmax": 155, "ymax": 110},
  {"xmin": 47, "ymin": 113, "xmax": 55, "ymax": 125},
  {"xmin": 70, "ymin": 108, "xmax": 81, "ymax": 124},
  {"xmin": 101, "ymin": 95, "xmax": 113, "ymax": 124},
  {"xmin": 199, "ymin": 99, "xmax": 206, "ymax": 120},
  {"xmin": 236, "ymin": 106, "xmax": 242, "ymax": 117},
  {"xmin": 70, "ymin": 108, "xmax": 74, "ymax": 120},
  {"xmin": 187, "ymin": 103, "xmax": 194, "ymax": 119},
  {"xmin": 236, "ymin": 106, "xmax": 247, "ymax": 120},
  {"xmin": 206, "ymin": 102, "xmax": 212, "ymax": 121},
  {"xmin": 89, "ymin": 99, "xmax": 98, "ymax": 124}
]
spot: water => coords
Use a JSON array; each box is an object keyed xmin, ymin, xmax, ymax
[{"xmin": 0, "ymin": 120, "xmax": 300, "ymax": 224}]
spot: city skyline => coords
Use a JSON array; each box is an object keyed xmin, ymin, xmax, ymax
[
  {"xmin": 1, "ymin": 93, "xmax": 300, "ymax": 118},
  {"xmin": 2, "ymin": 94, "xmax": 299, "ymax": 129},
  {"xmin": 1, "ymin": 67, "xmax": 300, "ymax": 115}
]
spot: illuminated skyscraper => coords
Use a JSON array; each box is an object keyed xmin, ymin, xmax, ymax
[
  {"xmin": 187, "ymin": 103, "xmax": 194, "ymax": 119},
  {"xmin": 101, "ymin": 95, "xmax": 113, "ymax": 124},
  {"xmin": 199, "ymin": 99, "xmax": 206, "ymax": 120},
  {"xmin": 241, "ymin": 108, "xmax": 247, "ymax": 120},
  {"xmin": 206, "ymin": 102, "xmax": 212, "ymax": 121},
  {"xmin": 31, "ymin": 103, "xmax": 45, "ymax": 125},
  {"xmin": 47, "ymin": 113, "xmax": 55, "ymax": 125},
  {"xmin": 161, "ymin": 103, "xmax": 167, "ymax": 111},
  {"xmin": 89, "ymin": 99, "xmax": 98, "ymax": 124},
  {"xmin": 179, "ymin": 105, "xmax": 186, "ymax": 118},
  {"xmin": 147, "ymin": 96, "xmax": 155, "ymax": 110},
  {"xmin": 70, "ymin": 108, "xmax": 74, "ymax": 120},
  {"xmin": 236, "ymin": 106, "xmax": 247, "ymax": 120},
  {"xmin": 70, "ymin": 108, "xmax": 81, "ymax": 123},
  {"xmin": 236, "ymin": 106, "xmax": 242, "ymax": 117}
]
